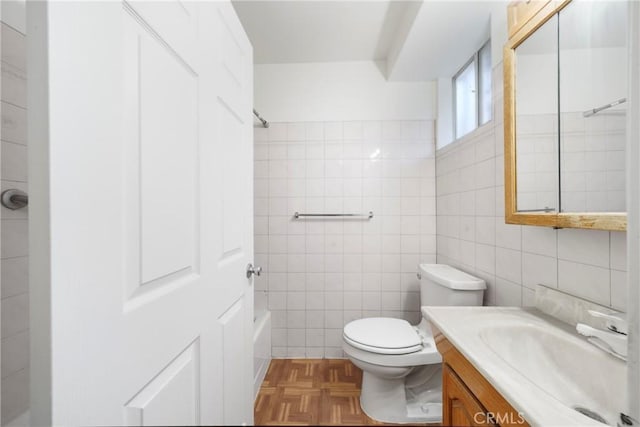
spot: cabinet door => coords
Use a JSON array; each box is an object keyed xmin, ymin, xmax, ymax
[{"xmin": 443, "ymin": 365, "xmax": 497, "ymax": 426}]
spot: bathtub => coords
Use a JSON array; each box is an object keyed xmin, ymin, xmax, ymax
[{"xmin": 253, "ymin": 308, "xmax": 271, "ymax": 399}]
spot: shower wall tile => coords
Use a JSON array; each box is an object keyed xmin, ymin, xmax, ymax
[
  {"xmin": 1, "ymin": 21, "xmax": 30, "ymax": 426},
  {"xmin": 0, "ymin": 142, "xmax": 27, "ymax": 182},
  {"xmin": 0, "ymin": 102, "xmax": 27, "ymax": 146},
  {"xmin": 0, "ymin": 367, "xmax": 28, "ymax": 424},
  {"xmin": 1, "ymin": 330, "xmax": 28, "ymax": 378},
  {"xmin": 1, "ymin": 24, "xmax": 26, "ymax": 72},
  {"xmin": 0, "ymin": 293, "xmax": 28, "ymax": 338},
  {"xmin": 0, "ymin": 256, "xmax": 28, "ymax": 299},
  {"xmin": 436, "ymin": 64, "xmax": 626, "ymax": 312},
  {"xmin": 0, "ymin": 62, "xmax": 26, "ymax": 108},
  {"xmin": 255, "ymin": 120, "xmax": 436, "ymax": 358},
  {"xmin": 0, "ymin": 220, "xmax": 28, "ymax": 259}
]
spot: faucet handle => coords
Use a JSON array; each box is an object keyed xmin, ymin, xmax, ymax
[
  {"xmin": 576, "ymin": 323, "xmax": 627, "ymax": 360},
  {"xmin": 587, "ymin": 310, "xmax": 628, "ymax": 335}
]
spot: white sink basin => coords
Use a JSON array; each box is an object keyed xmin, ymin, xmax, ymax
[
  {"xmin": 479, "ymin": 322, "xmax": 626, "ymax": 425},
  {"xmin": 423, "ymin": 307, "xmax": 628, "ymax": 426}
]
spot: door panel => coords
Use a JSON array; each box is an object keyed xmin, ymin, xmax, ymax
[
  {"xmin": 28, "ymin": 1, "xmax": 253, "ymax": 425},
  {"xmin": 220, "ymin": 104, "xmax": 245, "ymax": 254},
  {"xmin": 123, "ymin": 6, "xmax": 200, "ymax": 301},
  {"xmin": 125, "ymin": 340, "xmax": 200, "ymax": 426},
  {"xmin": 125, "ymin": 1, "xmax": 198, "ymax": 69},
  {"xmin": 216, "ymin": 3, "xmax": 251, "ymax": 266},
  {"xmin": 218, "ymin": 297, "xmax": 248, "ymax": 425},
  {"xmin": 217, "ymin": 8, "xmax": 246, "ymax": 116},
  {"xmin": 138, "ymin": 36, "xmax": 198, "ymax": 285}
]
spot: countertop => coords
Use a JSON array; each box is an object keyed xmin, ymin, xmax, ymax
[{"xmin": 423, "ymin": 306, "xmax": 623, "ymax": 427}]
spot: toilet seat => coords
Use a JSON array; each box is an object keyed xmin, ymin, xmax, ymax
[
  {"xmin": 343, "ymin": 335, "xmax": 422, "ymax": 355},
  {"xmin": 343, "ymin": 318, "xmax": 423, "ymax": 355}
]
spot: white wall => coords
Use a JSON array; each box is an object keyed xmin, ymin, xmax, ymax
[
  {"xmin": 490, "ymin": 4, "xmax": 508, "ymax": 69},
  {"xmin": 436, "ymin": 78, "xmax": 453, "ymax": 150},
  {"xmin": 254, "ymin": 120, "xmax": 436, "ymax": 358},
  {"xmin": 254, "ymin": 61, "xmax": 435, "ymax": 123},
  {"xmin": 253, "ymin": 60, "xmax": 437, "ymax": 357}
]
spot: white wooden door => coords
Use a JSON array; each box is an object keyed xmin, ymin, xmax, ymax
[{"xmin": 27, "ymin": 1, "xmax": 254, "ymax": 425}]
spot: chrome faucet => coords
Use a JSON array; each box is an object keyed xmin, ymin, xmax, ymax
[{"xmin": 576, "ymin": 310, "xmax": 627, "ymax": 361}]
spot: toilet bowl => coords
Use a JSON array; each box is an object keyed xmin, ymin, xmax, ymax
[{"xmin": 342, "ymin": 264, "xmax": 486, "ymax": 424}]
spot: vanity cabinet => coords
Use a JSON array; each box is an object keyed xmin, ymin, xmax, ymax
[{"xmin": 435, "ymin": 332, "xmax": 529, "ymax": 427}]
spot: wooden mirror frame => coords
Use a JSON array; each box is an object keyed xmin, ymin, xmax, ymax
[{"xmin": 503, "ymin": 0, "xmax": 627, "ymax": 231}]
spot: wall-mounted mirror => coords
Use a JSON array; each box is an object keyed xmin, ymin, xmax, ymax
[
  {"xmin": 514, "ymin": 13, "xmax": 559, "ymax": 214},
  {"xmin": 504, "ymin": 0, "xmax": 627, "ymax": 230},
  {"xmin": 559, "ymin": 0, "xmax": 627, "ymax": 213}
]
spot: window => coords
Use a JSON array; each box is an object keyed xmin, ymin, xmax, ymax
[
  {"xmin": 454, "ymin": 40, "xmax": 492, "ymax": 139},
  {"xmin": 454, "ymin": 58, "xmax": 477, "ymax": 138}
]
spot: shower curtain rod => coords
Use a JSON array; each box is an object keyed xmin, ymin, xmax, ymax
[{"xmin": 253, "ymin": 109, "xmax": 269, "ymax": 128}]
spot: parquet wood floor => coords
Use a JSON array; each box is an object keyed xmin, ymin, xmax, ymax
[{"xmin": 254, "ymin": 359, "xmax": 436, "ymax": 426}]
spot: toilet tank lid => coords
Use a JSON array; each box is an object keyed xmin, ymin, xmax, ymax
[{"xmin": 419, "ymin": 264, "xmax": 486, "ymax": 290}]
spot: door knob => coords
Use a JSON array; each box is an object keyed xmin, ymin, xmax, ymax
[{"xmin": 246, "ymin": 263, "xmax": 262, "ymax": 279}]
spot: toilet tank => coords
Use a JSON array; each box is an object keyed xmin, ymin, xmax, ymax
[{"xmin": 419, "ymin": 264, "xmax": 486, "ymax": 307}]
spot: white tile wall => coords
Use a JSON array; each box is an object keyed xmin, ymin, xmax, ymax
[
  {"xmin": 254, "ymin": 120, "xmax": 437, "ymax": 357},
  {"xmin": 436, "ymin": 65, "xmax": 627, "ymax": 311},
  {"xmin": 1, "ymin": 21, "xmax": 29, "ymax": 425}
]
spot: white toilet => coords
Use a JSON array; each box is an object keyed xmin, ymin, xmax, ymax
[{"xmin": 342, "ymin": 264, "xmax": 486, "ymax": 424}]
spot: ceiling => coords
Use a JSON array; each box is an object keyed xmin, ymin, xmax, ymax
[
  {"xmin": 233, "ymin": 0, "xmax": 505, "ymax": 81},
  {"xmin": 387, "ymin": 1, "xmax": 503, "ymax": 81},
  {"xmin": 232, "ymin": 0, "xmax": 420, "ymax": 64}
]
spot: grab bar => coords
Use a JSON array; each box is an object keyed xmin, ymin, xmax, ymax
[
  {"xmin": 293, "ymin": 211, "xmax": 373, "ymax": 219},
  {"xmin": 583, "ymin": 97, "xmax": 627, "ymax": 117}
]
